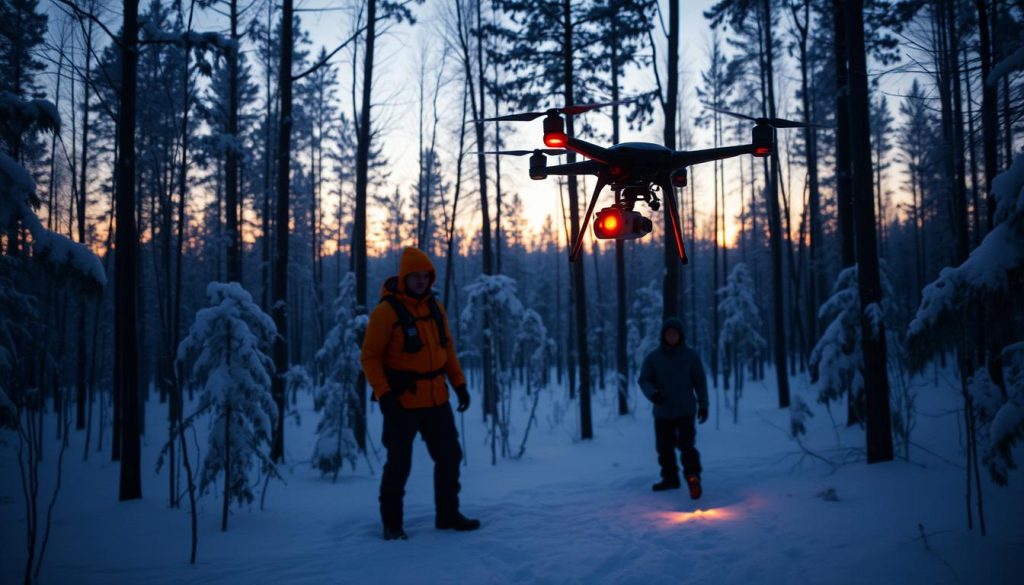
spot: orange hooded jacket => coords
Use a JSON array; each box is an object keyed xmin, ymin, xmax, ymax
[{"xmin": 360, "ymin": 247, "xmax": 467, "ymax": 409}]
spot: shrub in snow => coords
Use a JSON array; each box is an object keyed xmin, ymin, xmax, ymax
[
  {"xmin": 312, "ymin": 273, "xmax": 363, "ymax": 479},
  {"xmin": 906, "ymin": 152, "xmax": 1024, "ymax": 483},
  {"xmin": 718, "ymin": 263, "xmax": 765, "ymax": 420},
  {"xmin": 176, "ymin": 282, "xmax": 278, "ymax": 527},
  {"xmin": 511, "ymin": 308, "xmax": 554, "ymax": 458},
  {"xmin": 462, "ymin": 274, "xmax": 552, "ymax": 461},
  {"xmin": 790, "ymin": 394, "xmax": 814, "ymax": 437}
]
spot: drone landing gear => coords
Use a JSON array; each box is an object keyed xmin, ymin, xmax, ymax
[
  {"xmin": 568, "ymin": 174, "xmax": 689, "ymax": 265},
  {"xmin": 570, "ymin": 176, "xmax": 609, "ymax": 262},
  {"xmin": 658, "ymin": 175, "xmax": 689, "ymax": 265}
]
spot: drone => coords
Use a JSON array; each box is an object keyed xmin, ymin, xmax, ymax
[{"xmin": 481, "ymin": 97, "xmax": 813, "ymax": 263}]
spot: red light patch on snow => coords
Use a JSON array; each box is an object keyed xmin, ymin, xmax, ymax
[{"xmin": 653, "ymin": 507, "xmax": 739, "ymax": 525}]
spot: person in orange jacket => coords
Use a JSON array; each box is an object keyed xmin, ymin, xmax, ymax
[{"xmin": 360, "ymin": 246, "xmax": 480, "ymax": 540}]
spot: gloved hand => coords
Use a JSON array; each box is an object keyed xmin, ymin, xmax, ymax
[
  {"xmin": 698, "ymin": 404, "xmax": 709, "ymax": 424},
  {"xmin": 454, "ymin": 384, "xmax": 470, "ymax": 413},
  {"xmin": 379, "ymin": 391, "xmax": 401, "ymax": 415},
  {"xmin": 650, "ymin": 390, "xmax": 665, "ymax": 405}
]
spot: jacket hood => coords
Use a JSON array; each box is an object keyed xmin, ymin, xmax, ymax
[
  {"xmin": 380, "ymin": 247, "xmax": 436, "ymax": 298},
  {"xmin": 661, "ymin": 317, "xmax": 685, "ymax": 347}
]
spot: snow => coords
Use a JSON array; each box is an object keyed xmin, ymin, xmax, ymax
[
  {"xmin": 907, "ymin": 153, "xmax": 1024, "ymax": 343},
  {"xmin": 0, "ymin": 91, "xmax": 61, "ymax": 135},
  {"xmin": 142, "ymin": 23, "xmax": 238, "ymax": 53},
  {"xmin": 2, "ymin": 368, "xmax": 1022, "ymax": 584},
  {"xmin": 988, "ymin": 46, "xmax": 1024, "ymax": 86},
  {"xmin": 1, "ymin": 153, "xmax": 107, "ymax": 287}
]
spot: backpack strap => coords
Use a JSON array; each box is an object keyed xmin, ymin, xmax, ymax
[
  {"xmin": 380, "ymin": 293, "xmax": 449, "ymax": 352},
  {"xmin": 428, "ymin": 295, "xmax": 449, "ymax": 348},
  {"xmin": 381, "ymin": 295, "xmax": 423, "ymax": 353}
]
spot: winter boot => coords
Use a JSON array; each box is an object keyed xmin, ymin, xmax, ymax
[
  {"xmin": 652, "ymin": 478, "xmax": 681, "ymax": 492},
  {"xmin": 686, "ymin": 474, "xmax": 702, "ymax": 500},
  {"xmin": 435, "ymin": 512, "xmax": 481, "ymax": 532},
  {"xmin": 383, "ymin": 526, "xmax": 408, "ymax": 541}
]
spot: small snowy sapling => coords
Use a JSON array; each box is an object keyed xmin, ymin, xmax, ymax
[{"xmin": 176, "ymin": 282, "xmax": 278, "ymax": 530}]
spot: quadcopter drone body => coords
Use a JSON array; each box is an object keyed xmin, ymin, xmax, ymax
[{"xmin": 482, "ymin": 98, "xmax": 802, "ymax": 263}]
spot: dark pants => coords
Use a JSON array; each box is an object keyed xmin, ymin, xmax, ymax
[
  {"xmin": 380, "ymin": 403, "xmax": 462, "ymax": 529},
  {"xmin": 654, "ymin": 415, "xmax": 702, "ymax": 481}
]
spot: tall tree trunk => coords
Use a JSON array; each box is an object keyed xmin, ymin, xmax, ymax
[
  {"xmin": 611, "ymin": 18, "xmax": 628, "ymax": 416},
  {"xmin": 116, "ymin": 0, "xmax": 143, "ymax": 501},
  {"xmin": 353, "ymin": 0, "xmax": 378, "ymax": 451},
  {"xmin": 761, "ymin": 0, "xmax": 790, "ymax": 408},
  {"xmin": 844, "ymin": 0, "xmax": 893, "ymax": 463},
  {"xmin": 226, "ymin": 0, "xmax": 241, "ymax": 282},
  {"xmin": 222, "ymin": 401, "xmax": 231, "ymax": 531},
  {"xmin": 662, "ymin": 0, "xmax": 680, "ymax": 320},
  {"xmin": 76, "ymin": 15, "xmax": 95, "ymax": 432},
  {"xmin": 458, "ymin": 0, "xmax": 496, "ymax": 417},
  {"xmin": 564, "ymin": 0, "xmax": 592, "ymax": 439},
  {"xmin": 270, "ymin": 0, "xmax": 294, "ymax": 463},
  {"xmin": 833, "ymin": 0, "xmax": 860, "ymax": 424},
  {"xmin": 970, "ymin": 1, "xmax": 995, "ymax": 230},
  {"xmin": 793, "ymin": 0, "xmax": 821, "ymax": 351}
]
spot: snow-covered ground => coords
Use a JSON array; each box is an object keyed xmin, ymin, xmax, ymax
[{"xmin": 2, "ymin": 370, "xmax": 1022, "ymax": 585}]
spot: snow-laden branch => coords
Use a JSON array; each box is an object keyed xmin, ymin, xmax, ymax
[
  {"xmin": 987, "ymin": 46, "xmax": 1024, "ymax": 86},
  {"xmin": 1, "ymin": 94, "xmax": 105, "ymax": 288}
]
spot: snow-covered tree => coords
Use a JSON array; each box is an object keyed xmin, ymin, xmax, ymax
[
  {"xmin": 627, "ymin": 277, "xmax": 663, "ymax": 376},
  {"xmin": 461, "ymin": 273, "xmax": 526, "ymax": 463},
  {"xmin": 808, "ymin": 265, "xmax": 909, "ymax": 449},
  {"xmin": 907, "ymin": 153, "xmax": 1024, "ymax": 484},
  {"xmin": 718, "ymin": 263, "xmax": 765, "ymax": 421},
  {"xmin": 176, "ymin": 282, "xmax": 278, "ymax": 530},
  {"xmin": 312, "ymin": 273, "xmax": 364, "ymax": 479}
]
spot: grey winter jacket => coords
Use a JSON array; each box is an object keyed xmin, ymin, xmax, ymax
[{"xmin": 638, "ymin": 331, "xmax": 709, "ymax": 419}]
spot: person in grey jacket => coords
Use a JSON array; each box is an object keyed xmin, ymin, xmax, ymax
[{"xmin": 638, "ymin": 317, "xmax": 709, "ymax": 499}]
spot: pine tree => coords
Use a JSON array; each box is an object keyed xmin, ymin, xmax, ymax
[
  {"xmin": 177, "ymin": 282, "xmax": 278, "ymax": 531},
  {"xmin": 313, "ymin": 273, "xmax": 364, "ymax": 479},
  {"xmin": 718, "ymin": 263, "xmax": 765, "ymax": 422}
]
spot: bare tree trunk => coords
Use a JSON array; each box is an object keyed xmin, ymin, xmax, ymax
[
  {"xmin": 832, "ymin": 0, "xmax": 860, "ymax": 424},
  {"xmin": 222, "ymin": 401, "xmax": 231, "ymax": 531},
  {"xmin": 761, "ymin": 0, "xmax": 789, "ymax": 408},
  {"xmin": 226, "ymin": 0, "xmax": 241, "ymax": 282},
  {"xmin": 844, "ymin": 0, "xmax": 893, "ymax": 463},
  {"xmin": 563, "ymin": 0, "xmax": 592, "ymax": 439},
  {"xmin": 76, "ymin": 13, "xmax": 95, "ymax": 432},
  {"xmin": 116, "ymin": 0, "xmax": 143, "ymax": 501},
  {"xmin": 270, "ymin": 0, "xmax": 294, "ymax": 463},
  {"xmin": 610, "ymin": 20, "xmax": 628, "ymax": 416},
  {"xmin": 444, "ymin": 85, "xmax": 469, "ymax": 307},
  {"xmin": 353, "ymin": 0, "xmax": 378, "ymax": 451},
  {"xmin": 662, "ymin": 0, "xmax": 680, "ymax": 320}
]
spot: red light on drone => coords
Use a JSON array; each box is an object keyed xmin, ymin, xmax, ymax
[
  {"xmin": 753, "ymin": 146, "xmax": 771, "ymax": 157},
  {"xmin": 544, "ymin": 132, "xmax": 568, "ymax": 147},
  {"xmin": 601, "ymin": 214, "xmax": 620, "ymax": 234}
]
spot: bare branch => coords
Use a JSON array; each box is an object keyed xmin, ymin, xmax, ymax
[
  {"xmin": 51, "ymin": 0, "xmax": 122, "ymax": 49},
  {"xmin": 291, "ymin": 25, "xmax": 368, "ymax": 82}
]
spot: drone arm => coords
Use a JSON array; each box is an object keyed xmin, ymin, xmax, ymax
[
  {"xmin": 540, "ymin": 160, "xmax": 605, "ymax": 176},
  {"xmin": 671, "ymin": 144, "xmax": 757, "ymax": 168},
  {"xmin": 564, "ymin": 136, "xmax": 614, "ymax": 163}
]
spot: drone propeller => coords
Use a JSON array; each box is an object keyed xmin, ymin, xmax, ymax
[
  {"xmin": 483, "ymin": 94, "xmax": 650, "ymax": 123},
  {"xmin": 472, "ymin": 149, "xmax": 568, "ymax": 156},
  {"xmin": 704, "ymin": 104, "xmax": 825, "ymax": 129}
]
